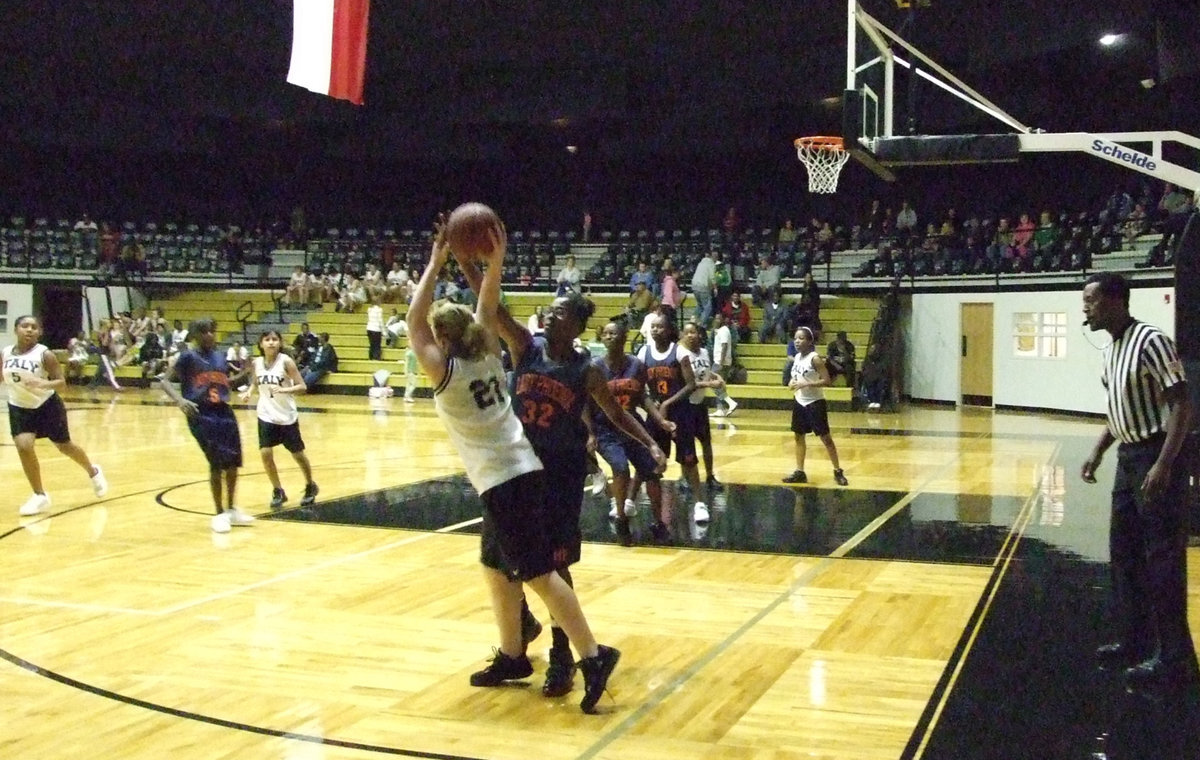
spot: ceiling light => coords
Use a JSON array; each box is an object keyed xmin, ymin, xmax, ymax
[{"xmin": 1099, "ymin": 33, "xmax": 1120, "ymax": 46}]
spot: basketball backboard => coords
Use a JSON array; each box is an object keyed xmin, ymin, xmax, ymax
[{"xmin": 837, "ymin": 0, "xmax": 1200, "ymax": 191}]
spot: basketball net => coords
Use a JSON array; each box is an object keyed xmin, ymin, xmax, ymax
[{"xmin": 795, "ymin": 137, "xmax": 851, "ymax": 194}]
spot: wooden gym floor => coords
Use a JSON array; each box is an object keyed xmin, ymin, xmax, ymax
[{"xmin": 2, "ymin": 388, "xmax": 1198, "ymax": 759}]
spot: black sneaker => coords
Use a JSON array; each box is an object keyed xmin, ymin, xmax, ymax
[
  {"xmin": 469, "ymin": 649, "xmax": 533, "ymax": 687},
  {"xmin": 649, "ymin": 521, "xmax": 671, "ymax": 545},
  {"xmin": 782, "ymin": 470, "xmax": 808, "ymax": 484},
  {"xmin": 521, "ymin": 608, "xmax": 543, "ymax": 647},
  {"xmin": 614, "ymin": 516, "xmax": 633, "ymax": 547},
  {"xmin": 300, "ymin": 482, "xmax": 319, "ymax": 507},
  {"xmin": 542, "ymin": 646, "xmax": 576, "ymax": 697},
  {"xmin": 706, "ymin": 475, "xmax": 724, "ymax": 492},
  {"xmin": 579, "ymin": 644, "xmax": 621, "ymax": 714},
  {"xmin": 269, "ymin": 488, "xmax": 287, "ymax": 510},
  {"xmin": 833, "ymin": 469, "xmax": 849, "ymax": 486}
]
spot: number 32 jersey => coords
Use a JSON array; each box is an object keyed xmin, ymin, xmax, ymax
[
  {"xmin": 433, "ymin": 352, "xmax": 543, "ymax": 495},
  {"xmin": 512, "ymin": 337, "xmax": 590, "ymax": 464}
]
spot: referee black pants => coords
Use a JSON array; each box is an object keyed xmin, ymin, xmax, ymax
[{"xmin": 1109, "ymin": 435, "xmax": 1193, "ymax": 663}]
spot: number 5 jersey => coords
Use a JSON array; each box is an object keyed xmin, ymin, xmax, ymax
[{"xmin": 433, "ymin": 352, "xmax": 543, "ymax": 494}]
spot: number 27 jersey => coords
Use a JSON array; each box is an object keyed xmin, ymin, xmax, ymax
[{"xmin": 433, "ymin": 352, "xmax": 543, "ymax": 495}]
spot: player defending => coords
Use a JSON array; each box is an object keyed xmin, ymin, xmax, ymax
[
  {"xmin": 782, "ymin": 326, "xmax": 849, "ymax": 486},
  {"xmin": 4, "ymin": 315, "xmax": 108, "ymax": 516},
  {"xmin": 240, "ymin": 329, "xmax": 319, "ymax": 510}
]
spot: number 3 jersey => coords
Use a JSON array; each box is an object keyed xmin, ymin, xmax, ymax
[{"xmin": 433, "ymin": 352, "xmax": 543, "ymax": 495}]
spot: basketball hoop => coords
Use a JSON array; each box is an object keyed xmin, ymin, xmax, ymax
[{"xmin": 794, "ymin": 136, "xmax": 851, "ymax": 194}]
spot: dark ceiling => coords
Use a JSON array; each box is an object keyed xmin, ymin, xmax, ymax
[
  {"xmin": 4, "ymin": 0, "xmax": 1194, "ymax": 157},
  {"xmin": 2, "ymin": 1, "xmax": 1198, "ymax": 224}
]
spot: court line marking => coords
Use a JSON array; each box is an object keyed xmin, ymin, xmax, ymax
[
  {"xmin": 904, "ymin": 447, "xmax": 1049, "ymax": 760},
  {"xmin": 576, "ymin": 438, "xmax": 983, "ymax": 760},
  {"xmin": 156, "ymin": 516, "xmax": 482, "ymax": 616},
  {"xmin": 0, "ymin": 597, "xmax": 158, "ymax": 616}
]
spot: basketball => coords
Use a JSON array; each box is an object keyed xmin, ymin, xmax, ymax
[{"xmin": 445, "ymin": 202, "xmax": 501, "ymax": 261}]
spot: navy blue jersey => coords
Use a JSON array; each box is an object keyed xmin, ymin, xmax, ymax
[
  {"xmin": 590, "ymin": 354, "xmax": 648, "ymax": 429},
  {"xmin": 175, "ymin": 349, "xmax": 232, "ymax": 407},
  {"xmin": 637, "ymin": 342, "xmax": 685, "ymax": 404},
  {"xmin": 512, "ymin": 337, "xmax": 590, "ymax": 462}
]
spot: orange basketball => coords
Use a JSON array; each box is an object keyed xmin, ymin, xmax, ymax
[{"xmin": 445, "ymin": 202, "xmax": 501, "ymax": 261}]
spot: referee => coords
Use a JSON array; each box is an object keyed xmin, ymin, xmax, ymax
[{"xmin": 1080, "ymin": 273, "xmax": 1195, "ymax": 691}]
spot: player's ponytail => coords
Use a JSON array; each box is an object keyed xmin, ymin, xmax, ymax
[{"xmin": 430, "ymin": 302, "xmax": 488, "ymax": 361}]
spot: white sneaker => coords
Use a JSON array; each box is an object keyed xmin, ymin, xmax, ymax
[
  {"xmin": 608, "ymin": 498, "xmax": 619, "ymax": 518},
  {"xmin": 868, "ymin": 402, "xmax": 881, "ymax": 410},
  {"xmin": 589, "ymin": 471, "xmax": 608, "ymax": 496},
  {"xmin": 227, "ymin": 507, "xmax": 256, "ymax": 526},
  {"xmin": 725, "ymin": 398, "xmax": 738, "ymax": 415},
  {"xmin": 211, "ymin": 512, "xmax": 232, "ymax": 534},
  {"xmin": 624, "ymin": 498, "xmax": 638, "ymax": 517},
  {"xmin": 694, "ymin": 502, "xmax": 710, "ymax": 523},
  {"xmin": 403, "ymin": 396, "xmax": 415, "ymax": 404},
  {"xmin": 90, "ymin": 465, "xmax": 108, "ymax": 497},
  {"xmin": 19, "ymin": 492, "xmax": 50, "ymax": 516},
  {"xmin": 709, "ymin": 408, "xmax": 727, "ymax": 418}
]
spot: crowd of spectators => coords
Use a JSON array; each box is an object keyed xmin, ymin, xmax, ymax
[{"xmin": 4, "ymin": 184, "xmax": 1186, "ymax": 308}]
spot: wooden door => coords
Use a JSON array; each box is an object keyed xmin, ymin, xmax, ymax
[{"xmin": 960, "ymin": 302, "xmax": 993, "ymax": 406}]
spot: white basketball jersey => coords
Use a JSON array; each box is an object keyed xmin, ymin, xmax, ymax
[
  {"xmin": 254, "ymin": 354, "xmax": 299, "ymax": 425},
  {"xmin": 790, "ymin": 350, "xmax": 824, "ymax": 406},
  {"xmin": 433, "ymin": 353, "xmax": 542, "ymax": 494},
  {"xmin": 687, "ymin": 346, "xmax": 713, "ymax": 405},
  {"xmin": 3, "ymin": 343, "xmax": 55, "ymax": 409}
]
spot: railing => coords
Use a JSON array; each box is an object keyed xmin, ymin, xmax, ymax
[{"xmin": 234, "ymin": 299, "xmax": 255, "ymax": 345}]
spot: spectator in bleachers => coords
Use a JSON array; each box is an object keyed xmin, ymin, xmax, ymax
[
  {"xmin": 751, "ymin": 255, "xmax": 781, "ymax": 306},
  {"xmin": 826, "ymin": 331, "xmax": 856, "ymax": 391},
  {"xmin": 721, "ymin": 291, "xmax": 751, "ymax": 345},
  {"xmin": 758, "ymin": 288, "xmax": 789, "ymax": 344},
  {"xmin": 777, "ymin": 219, "xmax": 798, "ymax": 246},
  {"xmin": 385, "ymin": 261, "xmax": 411, "ymax": 303},
  {"xmin": 659, "ymin": 262, "xmax": 682, "ymax": 323},
  {"xmin": 988, "ymin": 217, "xmax": 1015, "ymax": 268},
  {"xmin": 119, "ymin": 238, "xmax": 147, "ymax": 279},
  {"xmin": 690, "ymin": 249, "xmax": 716, "ymax": 327},
  {"xmin": 98, "ymin": 222, "xmax": 119, "ymax": 276},
  {"xmin": 814, "ymin": 221, "xmax": 835, "ymax": 263},
  {"xmin": 363, "ymin": 263, "xmax": 386, "ymax": 302},
  {"xmin": 292, "ymin": 323, "xmax": 320, "ymax": 368},
  {"xmin": 1158, "ymin": 182, "xmax": 1194, "ymax": 252},
  {"xmin": 713, "ymin": 251, "xmax": 733, "ymax": 317},
  {"xmin": 625, "ymin": 280, "xmax": 657, "ymax": 327},
  {"xmin": 170, "ymin": 319, "xmax": 189, "ymax": 355},
  {"xmin": 385, "ymin": 308, "xmax": 408, "ymax": 347},
  {"xmin": 1012, "ymin": 212, "xmax": 1036, "ymax": 261},
  {"xmin": 301, "ymin": 333, "xmax": 338, "ymax": 390},
  {"xmin": 88, "ymin": 319, "xmax": 122, "ymax": 391},
  {"xmin": 138, "ymin": 332, "xmax": 166, "ymax": 379},
  {"xmin": 337, "ymin": 275, "xmax": 367, "ymax": 313},
  {"xmin": 66, "ymin": 331, "xmax": 91, "ymax": 383},
  {"xmin": 1102, "ymin": 185, "xmax": 1133, "ymax": 225},
  {"xmin": 556, "ymin": 254, "xmax": 582, "ymax": 296},
  {"xmin": 1033, "ymin": 210, "xmax": 1059, "ymax": 251},
  {"xmin": 526, "ymin": 305, "xmax": 546, "ymax": 337},
  {"xmin": 1123, "ymin": 203, "xmax": 1150, "ymax": 244},
  {"xmin": 285, "ymin": 266, "xmax": 308, "ymax": 307},
  {"xmin": 628, "ymin": 260, "xmax": 655, "ymax": 294},
  {"xmin": 225, "ymin": 340, "xmax": 250, "ymax": 376},
  {"xmin": 860, "ymin": 199, "xmax": 884, "ymax": 246}
]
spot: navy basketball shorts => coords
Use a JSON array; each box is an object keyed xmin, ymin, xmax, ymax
[
  {"xmin": 187, "ymin": 404, "xmax": 244, "ymax": 469},
  {"xmin": 479, "ymin": 470, "xmax": 558, "ymax": 582}
]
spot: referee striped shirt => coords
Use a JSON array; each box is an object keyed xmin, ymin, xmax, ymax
[{"xmin": 1101, "ymin": 320, "xmax": 1187, "ymax": 443}]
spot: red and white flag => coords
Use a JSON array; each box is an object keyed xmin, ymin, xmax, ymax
[{"xmin": 286, "ymin": 0, "xmax": 370, "ymax": 105}]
